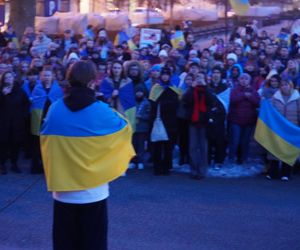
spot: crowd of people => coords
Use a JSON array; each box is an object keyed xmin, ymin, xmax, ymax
[{"xmin": 0, "ymin": 21, "xmax": 299, "ymax": 181}]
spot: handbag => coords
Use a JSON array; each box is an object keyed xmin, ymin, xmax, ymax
[{"xmin": 150, "ymin": 103, "xmax": 169, "ymax": 142}]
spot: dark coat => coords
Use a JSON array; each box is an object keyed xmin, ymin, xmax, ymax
[
  {"xmin": 135, "ymin": 97, "xmax": 151, "ymax": 133},
  {"xmin": 228, "ymin": 85, "xmax": 260, "ymax": 126},
  {"xmin": 150, "ymin": 87, "xmax": 180, "ymax": 137},
  {"xmin": 180, "ymin": 86, "xmax": 219, "ymax": 128},
  {"xmin": 0, "ymin": 86, "xmax": 30, "ymax": 144}
]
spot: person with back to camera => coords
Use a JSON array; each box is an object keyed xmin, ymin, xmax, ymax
[{"xmin": 40, "ymin": 60, "xmax": 135, "ymax": 250}]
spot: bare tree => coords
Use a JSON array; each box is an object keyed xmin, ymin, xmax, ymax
[{"xmin": 9, "ymin": 0, "xmax": 36, "ymax": 38}]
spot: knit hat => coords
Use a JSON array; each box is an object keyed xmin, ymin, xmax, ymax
[
  {"xmin": 151, "ymin": 64, "xmax": 162, "ymax": 72},
  {"xmin": 67, "ymin": 52, "xmax": 79, "ymax": 63},
  {"xmin": 226, "ymin": 53, "xmax": 238, "ymax": 63},
  {"xmin": 158, "ymin": 49, "xmax": 168, "ymax": 57}
]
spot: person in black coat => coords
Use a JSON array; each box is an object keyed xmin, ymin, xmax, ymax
[
  {"xmin": 180, "ymin": 73, "xmax": 219, "ymax": 179},
  {"xmin": 207, "ymin": 66, "xmax": 228, "ymax": 168},
  {"xmin": 149, "ymin": 67, "xmax": 180, "ymax": 175},
  {"xmin": 0, "ymin": 71, "xmax": 29, "ymax": 174}
]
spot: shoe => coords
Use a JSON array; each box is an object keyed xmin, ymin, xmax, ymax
[
  {"xmin": 128, "ymin": 163, "xmax": 136, "ymax": 169},
  {"xmin": 137, "ymin": 163, "xmax": 144, "ymax": 170},
  {"xmin": 214, "ymin": 164, "xmax": 222, "ymax": 170},
  {"xmin": 266, "ymin": 175, "xmax": 272, "ymax": 180},
  {"xmin": 281, "ymin": 176, "xmax": 289, "ymax": 181},
  {"xmin": 11, "ymin": 165, "xmax": 21, "ymax": 174}
]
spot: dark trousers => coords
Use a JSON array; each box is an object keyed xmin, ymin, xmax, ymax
[
  {"xmin": 132, "ymin": 132, "xmax": 148, "ymax": 164},
  {"xmin": 152, "ymin": 140, "xmax": 174, "ymax": 175},
  {"xmin": 31, "ymin": 135, "xmax": 43, "ymax": 171},
  {"xmin": 53, "ymin": 199, "xmax": 108, "ymax": 250},
  {"xmin": 178, "ymin": 119, "xmax": 189, "ymax": 165},
  {"xmin": 228, "ymin": 123, "xmax": 254, "ymax": 163},
  {"xmin": 268, "ymin": 160, "xmax": 292, "ymax": 178},
  {"xmin": 0, "ymin": 141, "xmax": 20, "ymax": 165},
  {"xmin": 207, "ymin": 124, "xmax": 226, "ymax": 164}
]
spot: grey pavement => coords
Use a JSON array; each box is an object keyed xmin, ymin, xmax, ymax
[{"xmin": 0, "ymin": 160, "xmax": 300, "ymax": 250}]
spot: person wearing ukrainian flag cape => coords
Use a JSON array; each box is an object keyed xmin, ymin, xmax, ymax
[
  {"xmin": 100, "ymin": 60, "xmax": 136, "ymax": 130},
  {"xmin": 30, "ymin": 67, "xmax": 63, "ymax": 174},
  {"xmin": 40, "ymin": 60, "xmax": 135, "ymax": 250},
  {"xmin": 149, "ymin": 67, "xmax": 181, "ymax": 175}
]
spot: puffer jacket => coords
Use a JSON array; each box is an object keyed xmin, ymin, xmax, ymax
[{"xmin": 271, "ymin": 90, "xmax": 300, "ymax": 126}]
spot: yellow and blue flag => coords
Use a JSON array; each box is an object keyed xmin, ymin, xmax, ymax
[
  {"xmin": 114, "ymin": 31, "xmax": 137, "ymax": 50},
  {"xmin": 170, "ymin": 31, "xmax": 185, "ymax": 49},
  {"xmin": 254, "ymin": 99, "xmax": 300, "ymax": 166},
  {"xmin": 40, "ymin": 99, "xmax": 135, "ymax": 191},
  {"xmin": 149, "ymin": 83, "xmax": 182, "ymax": 102},
  {"xmin": 229, "ymin": 0, "xmax": 250, "ymax": 15},
  {"xmin": 31, "ymin": 82, "xmax": 63, "ymax": 135},
  {"xmin": 100, "ymin": 78, "xmax": 136, "ymax": 130}
]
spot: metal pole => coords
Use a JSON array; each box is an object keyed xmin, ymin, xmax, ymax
[
  {"xmin": 225, "ymin": 0, "xmax": 228, "ymax": 42},
  {"xmin": 147, "ymin": 0, "xmax": 150, "ymax": 26}
]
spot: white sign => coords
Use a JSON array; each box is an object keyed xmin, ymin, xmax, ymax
[{"xmin": 140, "ymin": 28, "xmax": 161, "ymax": 48}]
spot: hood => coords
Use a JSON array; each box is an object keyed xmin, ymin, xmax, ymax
[{"xmin": 63, "ymin": 86, "xmax": 96, "ymax": 112}]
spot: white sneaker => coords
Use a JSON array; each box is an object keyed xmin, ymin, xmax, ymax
[
  {"xmin": 138, "ymin": 163, "xmax": 144, "ymax": 170},
  {"xmin": 214, "ymin": 164, "xmax": 222, "ymax": 170},
  {"xmin": 128, "ymin": 163, "xmax": 136, "ymax": 169},
  {"xmin": 281, "ymin": 176, "xmax": 289, "ymax": 181}
]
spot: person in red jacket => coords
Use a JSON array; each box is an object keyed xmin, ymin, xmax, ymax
[{"xmin": 228, "ymin": 73, "xmax": 260, "ymax": 164}]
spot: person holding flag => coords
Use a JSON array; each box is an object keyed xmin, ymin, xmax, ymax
[
  {"xmin": 40, "ymin": 60, "xmax": 135, "ymax": 250},
  {"xmin": 256, "ymin": 77, "xmax": 300, "ymax": 181}
]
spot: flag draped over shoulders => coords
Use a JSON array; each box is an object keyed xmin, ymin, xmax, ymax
[
  {"xmin": 40, "ymin": 99, "xmax": 135, "ymax": 191},
  {"xmin": 31, "ymin": 81, "xmax": 63, "ymax": 135},
  {"xmin": 100, "ymin": 78, "xmax": 136, "ymax": 130},
  {"xmin": 254, "ymin": 99, "xmax": 300, "ymax": 166},
  {"xmin": 149, "ymin": 83, "xmax": 182, "ymax": 102}
]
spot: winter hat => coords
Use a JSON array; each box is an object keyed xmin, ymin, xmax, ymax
[
  {"xmin": 151, "ymin": 64, "xmax": 162, "ymax": 72},
  {"xmin": 158, "ymin": 49, "xmax": 168, "ymax": 57},
  {"xmin": 67, "ymin": 52, "xmax": 79, "ymax": 63},
  {"xmin": 226, "ymin": 53, "xmax": 238, "ymax": 63},
  {"xmin": 190, "ymin": 58, "xmax": 200, "ymax": 65},
  {"xmin": 266, "ymin": 69, "xmax": 278, "ymax": 80},
  {"xmin": 234, "ymin": 38, "xmax": 244, "ymax": 47}
]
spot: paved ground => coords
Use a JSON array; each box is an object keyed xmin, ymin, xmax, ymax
[{"xmin": 0, "ymin": 160, "xmax": 300, "ymax": 250}]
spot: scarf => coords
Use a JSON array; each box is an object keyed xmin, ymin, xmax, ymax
[{"xmin": 192, "ymin": 86, "xmax": 207, "ymax": 123}]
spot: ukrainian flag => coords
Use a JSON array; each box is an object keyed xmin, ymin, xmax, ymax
[
  {"xmin": 229, "ymin": 0, "xmax": 250, "ymax": 15},
  {"xmin": 114, "ymin": 31, "xmax": 137, "ymax": 50},
  {"xmin": 170, "ymin": 31, "xmax": 185, "ymax": 49},
  {"xmin": 40, "ymin": 99, "xmax": 135, "ymax": 191},
  {"xmin": 217, "ymin": 88, "xmax": 231, "ymax": 113},
  {"xmin": 254, "ymin": 99, "xmax": 300, "ymax": 166},
  {"xmin": 149, "ymin": 83, "xmax": 182, "ymax": 102},
  {"xmin": 31, "ymin": 82, "xmax": 63, "ymax": 135},
  {"xmin": 100, "ymin": 78, "xmax": 136, "ymax": 130}
]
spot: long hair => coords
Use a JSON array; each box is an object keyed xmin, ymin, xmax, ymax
[{"xmin": 109, "ymin": 60, "xmax": 127, "ymax": 80}]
